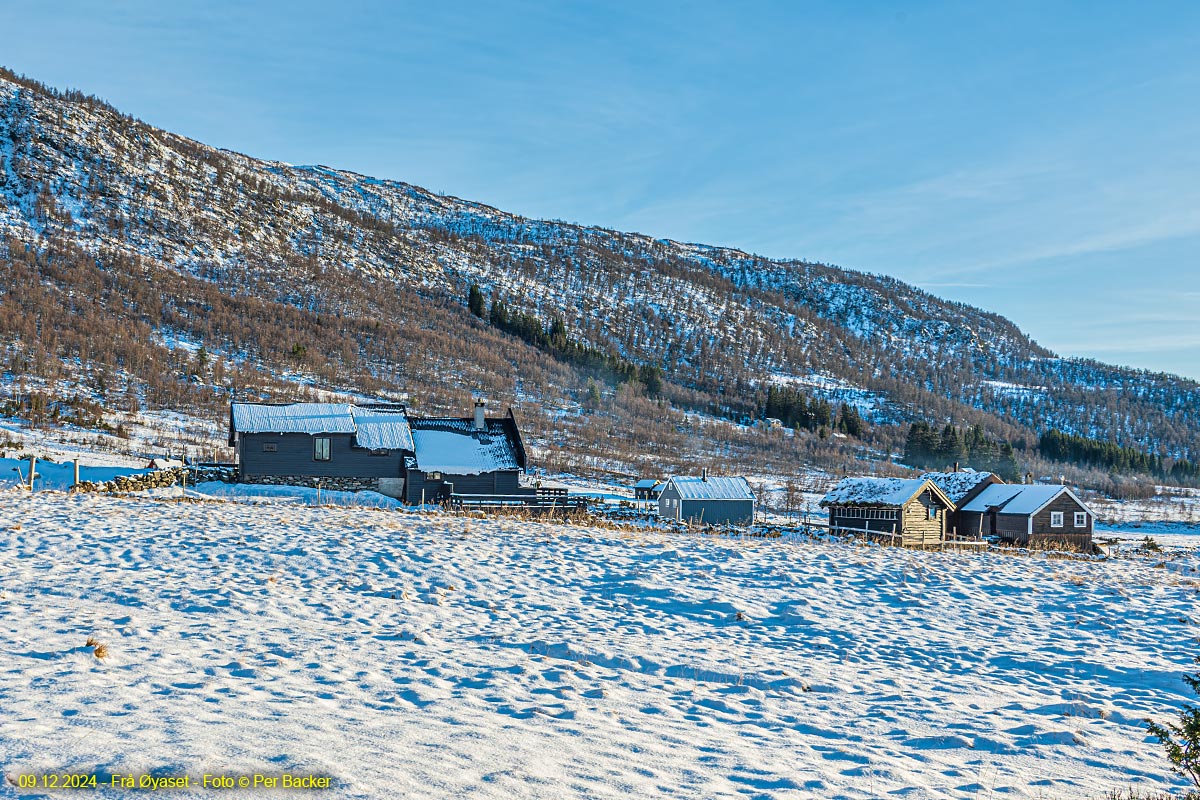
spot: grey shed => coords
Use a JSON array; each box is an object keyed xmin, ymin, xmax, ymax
[{"xmin": 658, "ymin": 475, "xmax": 755, "ymax": 526}]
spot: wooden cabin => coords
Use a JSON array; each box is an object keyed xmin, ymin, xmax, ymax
[
  {"xmin": 921, "ymin": 470, "xmax": 1004, "ymax": 537},
  {"xmin": 229, "ymin": 402, "xmax": 413, "ymax": 498},
  {"xmin": 633, "ymin": 479, "xmax": 663, "ymax": 501},
  {"xmin": 229, "ymin": 399, "xmax": 530, "ymax": 505},
  {"xmin": 959, "ymin": 483, "xmax": 1094, "ymax": 550},
  {"xmin": 820, "ymin": 477, "xmax": 955, "ymax": 547},
  {"xmin": 658, "ymin": 475, "xmax": 755, "ymax": 526}
]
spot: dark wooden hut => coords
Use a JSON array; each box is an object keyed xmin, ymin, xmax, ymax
[
  {"xmin": 959, "ymin": 484, "xmax": 1094, "ymax": 550},
  {"xmin": 820, "ymin": 477, "xmax": 955, "ymax": 547}
]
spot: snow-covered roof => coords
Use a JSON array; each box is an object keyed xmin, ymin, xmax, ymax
[
  {"xmin": 961, "ymin": 483, "xmax": 1089, "ymax": 515},
  {"xmin": 232, "ymin": 403, "xmax": 357, "ymax": 435},
  {"xmin": 352, "ymin": 408, "xmax": 415, "ymax": 451},
  {"xmin": 820, "ymin": 477, "xmax": 949, "ymax": 508},
  {"xmin": 634, "ymin": 479, "xmax": 661, "ymax": 489},
  {"xmin": 666, "ymin": 476, "xmax": 754, "ymax": 501},
  {"xmin": 922, "ymin": 471, "xmax": 997, "ymax": 503},
  {"xmin": 231, "ymin": 402, "xmax": 414, "ymax": 450},
  {"xmin": 410, "ymin": 420, "xmax": 520, "ymax": 475}
]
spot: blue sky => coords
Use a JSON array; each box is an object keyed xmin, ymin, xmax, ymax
[{"xmin": 7, "ymin": 1, "xmax": 1200, "ymax": 378}]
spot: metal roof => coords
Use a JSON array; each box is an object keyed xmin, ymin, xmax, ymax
[
  {"xmin": 634, "ymin": 479, "xmax": 661, "ymax": 489},
  {"xmin": 231, "ymin": 403, "xmax": 356, "ymax": 435},
  {"xmin": 352, "ymin": 408, "xmax": 415, "ymax": 451},
  {"xmin": 961, "ymin": 483, "xmax": 1087, "ymax": 515},
  {"xmin": 666, "ymin": 476, "xmax": 755, "ymax": 501}
]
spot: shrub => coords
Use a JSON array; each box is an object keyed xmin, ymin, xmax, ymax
[{"xmin": 1146, "ymin": 656, "xmax": 1200, "ymax": 796}]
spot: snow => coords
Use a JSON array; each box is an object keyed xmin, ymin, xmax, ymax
[
  {"xmin": 351, "ymin": 408, "xmax": 415, "ymax": 451},
  {"xmin": 961, "ymin": 484, "xmax": 1089, "ymax": 516},
  {"xmin": 922, "ymin": 471, "xmax": 996, "ymax": 504},
  {"xmin": 230, "ymin": 403, "xmax": 415, "ymax": 451},
  {"xmin": 230, "ymin": 403, "xmax": 356, "ymax": 435},
  {"xmin": 1, "ymin": 490, "xmax": 1196, "ymax": 798},
  {"xmin": 411, "ymin": 428, "xmax": 518, "ymax": 475},
  {"xmin": 820, "ymin": 477, "xmax": 929, "ymax": 507},
  {"xmin": 665, "ymin": 476, "xmax": 754, "ymax": 501}
]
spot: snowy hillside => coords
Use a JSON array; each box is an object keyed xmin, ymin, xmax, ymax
[
  {"xmin": 2, "ymin": 489, "xmax": 1198, "ymax": 799},
  {"xmin": 2, "ymin": 66, "xmax": 1200, "ymax": 485}
]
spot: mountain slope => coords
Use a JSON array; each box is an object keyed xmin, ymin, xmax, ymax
[{"xmin": 1, "ymin": 66, "xmax": 1197, "ymax": 482}]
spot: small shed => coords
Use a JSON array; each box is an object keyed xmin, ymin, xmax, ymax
[
  {"xmin": 960, "ymin": 483, "xmax": 1094, "ymax": 550},
  {"xmin": 633, "ymin": 479, "xmax": 663, "ymax": 501},
  {"xmin": 658, "ymin": 475, "xmax": 755, "ymax": 526},
  {"xmin": 820, "ymin": 477, "xmax": 954, "ymax": 547}
]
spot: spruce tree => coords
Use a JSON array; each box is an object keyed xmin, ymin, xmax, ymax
[
  {"xmin": 467, "ymin": 283, "xmax": 486, "ymax": 318},
  {"xmin": 1146, "ymin": 656, "xmax": 1200, "ymax": 797}
]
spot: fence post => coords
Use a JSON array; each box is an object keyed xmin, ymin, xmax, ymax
[
  {"xmin": 29, "ymin": 456, "xmax": 36, "ymax": 492},
  {"xmin": 73, "ymin": 459, "xmax": 80, "ymax": 489}
]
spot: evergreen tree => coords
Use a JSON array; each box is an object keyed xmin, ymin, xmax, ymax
[
  {"xmin": 836, "ymin": 403, "xmax": 865, "ymax": 438},
  {"xmin": 467, "ymin": 283, "xmax": 486, "ymax": 318},
  {"xmin": 1146, "ymin": 656, "xmax": 1200, "ymax": 796}
]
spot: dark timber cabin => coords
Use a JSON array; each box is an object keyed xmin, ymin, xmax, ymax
[
  {"xmin": 921, "ymin": 470, "xmax": 1004, "ymax": 537},
  {"xmin": 405, "ymin": 401, "xmax": 529, "ymax": 505},
  {"xmin": 820, "ymin": 477, "xmax": 955, "ymax": 547},
  {"xmin": 657, "ymin": 474, "xmax": 755, "ymax": 526},
  {"xmin": 229, "ymin": 402, "xmax": 413, "ymax": 498},
  {"xmin": 228, "ymin": 399, "xmax": 529, "ymax": 504},
  {"xmin": 633, "ymin": 479, "xmax": 663, "ymax": 501},
  {"xmin": 959, "ymin": 483, "xmax": 1094, "ymax": 550}
]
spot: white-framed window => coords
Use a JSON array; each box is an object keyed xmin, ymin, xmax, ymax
[
  {"xmin": 1074, "ymin": 512, "xmax": 1087, "ymax": 528},
  {"xmin": 313, "ymin": 437, "xmax": 331, "ymax": 461},
  {"xmin": 928, "ymin": 506, "xmax": 938, "ymax": 520},
  {"xmin": 1050, "ymin": 511, "xmax": 1064, "ymax": 528}
]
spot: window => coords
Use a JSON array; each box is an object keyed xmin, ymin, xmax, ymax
[
  {"xmin": 313, "ymin": 437, "xmax": 331, "ymax": 461},
  {"xmin": 427, "ymin": 471, "xmax": 442, "ymax": 481},
  {"xmin": 262, "ymin": 442, "xmax": 277, "ymax": 453},
  {"xmin": 928, "ymin": 506, "xmax": 938, "ymax": 520},
  {"xmin": 1074, "ymin": 512, "xmax": 1087, "ymax": 528},
  {"xmin": 368, "ymin": 449, "xmax": 389, "ymax": 457},
  {"xmin": 1051, "ymin": 511, "xmax": 1064, "ymax": 528}
]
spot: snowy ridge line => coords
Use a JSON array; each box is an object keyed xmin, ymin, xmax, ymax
[{"xmin": 3, "ymin": 71, "xmax": 1200, "ymax": 466}]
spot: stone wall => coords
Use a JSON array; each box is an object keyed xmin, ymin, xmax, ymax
[
  {"xmin": 78, "ymin": 465, "xmax": 237, "ymax": 494},
  {"xmin": 241, "ymin": 474, "xmax": 381, "ymax": 493}
]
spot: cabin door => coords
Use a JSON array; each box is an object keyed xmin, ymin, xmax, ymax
[{"xmin": 987, "ymin": 511, "xmax": 997, "ymax": 536}]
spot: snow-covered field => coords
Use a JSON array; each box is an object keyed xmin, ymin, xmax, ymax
[{"xmin": 2, "ymin": 490, "xmax": 1198, "ymax": 799}]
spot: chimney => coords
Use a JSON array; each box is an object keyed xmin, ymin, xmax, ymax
[
  {"xmin": 1025, "ymin": 472, "xmax": 1033, "ymax": 485},
  {"xmin": 473, "ymin": 398, "xmax": 487, "ymax": 431},
  {"xmin": 702, "ymin": 468, "xmax": 708, "ymax": 482},
  {"xmin": 953, "ymin": 461, "xmax": 960, "ymax": 473}
]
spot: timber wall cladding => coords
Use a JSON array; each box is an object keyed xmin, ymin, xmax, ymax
[
  {"xmin": 1033, "ymin": 494, "xmax": 1092, "ymax": 535},
  {"xmin": 239, "ymin": 432, "xmax": 404, "ymax": 479},
  {"xmin": 901, "ymin": 491, "xmax": 944, "ymax": 545}
]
